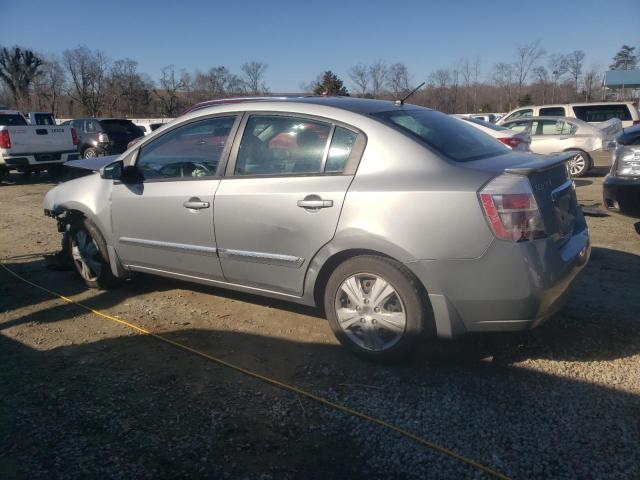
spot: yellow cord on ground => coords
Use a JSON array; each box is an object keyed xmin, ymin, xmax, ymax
[{"xmin": 1, "ymin": 260, "xmax": 510, "ymax": 480}]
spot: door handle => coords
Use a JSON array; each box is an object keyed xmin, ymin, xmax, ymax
[
  {"xmin": 297, "ymin": 199, "xmax": 333, "ymax": 209},
  {"xmin": 183, "ymin": 199, "xmax": 210, "ymax": 209}
]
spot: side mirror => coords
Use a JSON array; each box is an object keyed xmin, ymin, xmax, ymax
[
  {"xmin": 100, "ymin": 160, "xmax": 123, "ymax": 180},
  {"xmin": 120, "ymin": 165, "xmax": 144, "ymax": 184}
]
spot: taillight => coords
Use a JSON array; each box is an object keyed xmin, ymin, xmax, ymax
[
  {"xmin": 71, "ymin": 127, "xmax": 79, "ymax": 146},
  {"xmin": 633, "ymin": 120, "xmax": 640, "ymax": 126},
  {"xmin": 0, "ymin": 130, "xmax": 11, "ymax": 149},
  {"xmin": 497, "ymin": 137, "xmax": 522, "ymax": 149},
  {"xmin": 479, "ymin": 174, "xmax": 546, "ymax": 242},
  {"xmin": 97, "ymin": 132, "xmax": 109, "ymax": 143}
]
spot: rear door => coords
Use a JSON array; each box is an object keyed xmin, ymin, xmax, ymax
[
  {"xmin": 214, "ymin": 113, "xmax": 365, "ymax": 295},
  {"xmin": 529, "ymin": 119, "xmax": 576, "ymax": 155},
  {"xmin": 111, "ymin": 115, "xmax": 240, "ymax": 279}
]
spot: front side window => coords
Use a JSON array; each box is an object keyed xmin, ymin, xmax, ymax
[
  {"xmin": 539, "ymin": 107, "xmax": 566, "ymax": 117},
  {"xmin": 535, "ymin": 120, "xmax": 576, "ymax": 136},
  {"xmin": 234, "ymin": 115, "xmax": 331, "ymax": 175},
  {"xmin": 136, "ymin": 116, "xmax": 236, "ymax": 180},
  {"xmin": 375, "ymin": 109, "xmax": 508, "ymax": 162}
]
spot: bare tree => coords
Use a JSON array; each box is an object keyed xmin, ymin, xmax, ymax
[
  {"xmin": 0, "ymin": 46, "xmax": 43, "ymax": 110},
  {"xmin": 241, "ymin": 61, "xmax": 267, "ymax": 95},
  {"xmin": 63, "ymin": 46, "xmax": 110, "ymax": 116},
  {"xmin": 32, "ymin": 55, "xmax": 66, "ymax": 114},
  {"xmin": 153, "ymin": 64, "xmax": 184, "ymax": 117},
  {"xmin": 547, "ymin": 53, "xmax": 568, "ymax": 103},
  {"xmin": 428, "ymin": 69, "xmax": 452, "ymax": 112},
  {"xmin": 567, "ymin": 50, "xmax": 585, "ymax": 99},
  {"xmin": 492, "ymin": 62, "xmax": 515, "ymax": 111},
  {"xmin": 387, "ymin": 62, "xmax": 410, "ymax": 98},
  {"xmin": 533, "ymin": 65, "xmax": 549, "ymax": 104},
  {"xmin": 369, "ymin": 61, "xmax": 388, "ymax": 98},
  {"xmin": 513, "ymin": 40, "xmax": 546, "ymax": 97},
  {"xmin": 583, "ymin": 64, "xmax": 601, "ymax": 102},
  {"xmin": 348, "ymin": 63, "xmax": 369, "ymax": 96}
]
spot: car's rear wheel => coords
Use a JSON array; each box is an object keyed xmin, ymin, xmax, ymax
[
  {"xmin": 324, "ymin": 255, "xmax": 430, "ymax": 361},
  {"xmin": 566, "ymin": 150, "xmax": 591, "ymax": 177},
  {"xmin": 82, "ymin": 147, "xmax": 99, "ymax": 159},
  {"xmin": 66, "ymin": 218, "xmax": 119, "ymax": 289}
]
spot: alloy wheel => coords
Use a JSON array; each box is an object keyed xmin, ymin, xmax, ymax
[
  {"xmin": 334, "ymin": 273, "xmax": 407, "ymax": 351},
  {"xmin": 71, "ymin": 230, "xmax": 102, "ymax": 282},
  {"xmin": 567, "ymin": 153, "xmax": 587, "ymax": 176}
]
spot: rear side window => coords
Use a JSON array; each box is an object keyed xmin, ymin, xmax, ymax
[
  {"xmin": 32, "ymin": 113, "xmax": 55, "ymax": 125},
  {"xmin": 539, "ymin": 107, "xmax": 566, "ymax": 117},
  {"xmin": 375, "ymin": 109, "xmax": 509, "ymax": 162},
  {"xmin": 100, "ymin": 119, "xmax": 142, "ymax": 136},
  {"xmin": 504, "ymin": 109, "xmax": 533, "ymax": 122},
  {"xmin": 235, "ymin": 115, "xmax": 332, "ymax": 175},
  {"xmin": 0, "ymin": 114, "xmax": 27, "ymax": 126},
  {"xmin": 573, "ymin": 104, "xmax": 632, "ymax": 122},
  {"xmin": 326, "ymin": 127, "xmax": 358, "ymax": 172}
]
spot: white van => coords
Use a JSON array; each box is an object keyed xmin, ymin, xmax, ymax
[{"xmin": 497, "ymin": 102, "xmax": 639, "ymax": 128}]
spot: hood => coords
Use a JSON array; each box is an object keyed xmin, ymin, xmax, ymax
[{"xmin": 65, "ymin": 155, "xmax": 119, "ymax": 172}]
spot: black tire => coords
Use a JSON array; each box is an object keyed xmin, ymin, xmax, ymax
[
  {"xmin": 565, "ymin": 150, "xmax": 592, "ymax": 178},
  {"xmin": 324, "ymin": 255, "xmax": 431, "ymax": 362},
  {"xmin": 82, "ymin": 147, "xmax": 99, "ymax": 159},
  {"xmin": 65, "ymin": 217, "xmax": 119, "ymax": 289}
]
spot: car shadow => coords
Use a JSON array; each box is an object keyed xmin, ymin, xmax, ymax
[{"xmin": 0, "ymin": 323, "xmax": 638, "ymax": 479}]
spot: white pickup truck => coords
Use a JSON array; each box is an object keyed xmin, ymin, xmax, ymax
[{"xmin": 0, "ymin": 110, "xmax": 80, "ymax": 179}]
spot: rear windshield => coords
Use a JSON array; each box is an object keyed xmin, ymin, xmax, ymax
[
  {"xmin": 100, "ymin": 119, "xmax": 142, "ymax": 135},
  {"xmin": 462, "ymin": 117, "xmax": 511, "ymax": 132},
  {"xmin": 375, "ymin": 109, "xmax": 508, "ymax": 161},
  {"xmin": 0, "ymin": 114, "xmax": 28, "ymax": 126},
  {"xmin": 573, "ymin": 104, "xmax": 632, "ymax": 122}
]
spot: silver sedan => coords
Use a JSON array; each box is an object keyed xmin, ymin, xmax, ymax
[{"xmin": 44, "ymin": 98, "xmax": 590, "ymax": 361}]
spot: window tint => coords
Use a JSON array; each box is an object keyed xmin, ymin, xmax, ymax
[
  {"xmin": 101, "ymin": 119, "xmax": 143, "ymax": 136},
  {"xmin": 573, "ymin": 104, "xmax": 632, "ymax": 122},
  {"xmin": 0, "ymin": 114, "xmax": 27, "ymax": 126},
  {"xmin": 326, "ymin": 127, "xmax": 358, "ymax": 172},
  {"xmin": 539, "ymin": 107, "xmax": 566, "ymax": 117},
  {"xmin": 375, "ymin": 109, "xmax": 508, "ymax": 162},
  {"xmin": 136, "ymin": 116, "xmax": 236, "ymax": 180},
  {"xmin": 235, "ymin": 115, "xmax": 331, "ymax": 175}
]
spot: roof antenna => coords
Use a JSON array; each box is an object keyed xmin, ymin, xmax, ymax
[{"xmin": 395, "ymin": 81, "xmax": 425, "ymax": 106}]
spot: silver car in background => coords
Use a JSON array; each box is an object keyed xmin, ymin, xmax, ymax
[
  {"xmin": 43, "ymin": 98, "xmax": 590, "ymax": 361},
  {"xmin": 456, "ymin": 116, "xmax": 531, "ymax": 151},
  {"xmin": 501, "ymin": 116, "xmax": 621, "ymax": 177}
]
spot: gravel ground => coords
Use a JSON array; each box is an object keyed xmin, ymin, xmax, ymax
[{"xmin": 0, "ymin": 170, "xmax": 639, "ymax": 479}]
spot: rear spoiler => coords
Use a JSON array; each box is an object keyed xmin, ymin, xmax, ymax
[{"xmin": 504, "ymin": 152, "xmax": 573, "ymax": 176}]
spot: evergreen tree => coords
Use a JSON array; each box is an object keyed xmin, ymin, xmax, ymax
[
  {"xmin": 313, "ymin": 71, "xmax": 349, "ymax": 96},
  {"xmin": 609, "ymin": 45, "xmax": 638, "ymax": 70}
]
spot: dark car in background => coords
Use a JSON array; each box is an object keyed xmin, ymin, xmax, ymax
[
  {"xmin": 61, "ymin": 118, "xmax": 143, "ymax": 158},
  {"xmin": 604, "ymin": 124, "xmax": 640, "ymax": 217}
]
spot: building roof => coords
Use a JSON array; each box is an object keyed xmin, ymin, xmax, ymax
[{"xmin": 604, "ymin": 70, "xmax": 640, "ymax": 88}]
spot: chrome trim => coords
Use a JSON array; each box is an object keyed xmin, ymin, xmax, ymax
[
  {"xmin": 119, "ymin": 237, "xmax": 217, "ymax": 256},
  {"xmin": 218, "ymin": 248, "xmax": 304, "ymax": 268}
]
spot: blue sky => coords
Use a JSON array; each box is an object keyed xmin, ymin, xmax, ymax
[{"xmin": 1, "ymin": 0, "xmax": 638, "ymax": 91}]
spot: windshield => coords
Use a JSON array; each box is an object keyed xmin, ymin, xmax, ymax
[
  {"xmin": 374, "ymin": 109, "xmax": 508, "ymax": 161},
  {"xmin": 0, "ymin": 114, "xmax": 28, "ymax": 126},
  {"xmin": 100, "ymin": 119, "xmax": 142, "ymax": 136}
]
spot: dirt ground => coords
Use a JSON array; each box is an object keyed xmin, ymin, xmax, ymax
[{"xmin": 0, "ymin": 169, "xmax": 639, "ymax": 479}]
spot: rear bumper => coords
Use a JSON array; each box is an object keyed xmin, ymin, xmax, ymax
[
  {"xmin": 1, "ymin": 150, "xmax": 80, "ymax": 169},
  {"xmin": 407, "ymin": 225, "xmax": 590, "ymax": 338},
  {"xmin": 590, "ymin": 148, "xmax": 614, "ymax": 168},
  {"xmin": 603, "ymin": 174, "xmax": 640, "ymax": 217}
]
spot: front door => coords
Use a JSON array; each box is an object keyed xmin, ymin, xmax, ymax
[
  {"xmin": 111, "ymin": 115, "xmax": 239, "ymax": 279},
  {"xmin": 214, "ymin": 114, "xmax": 363, "ymax": 295}
]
